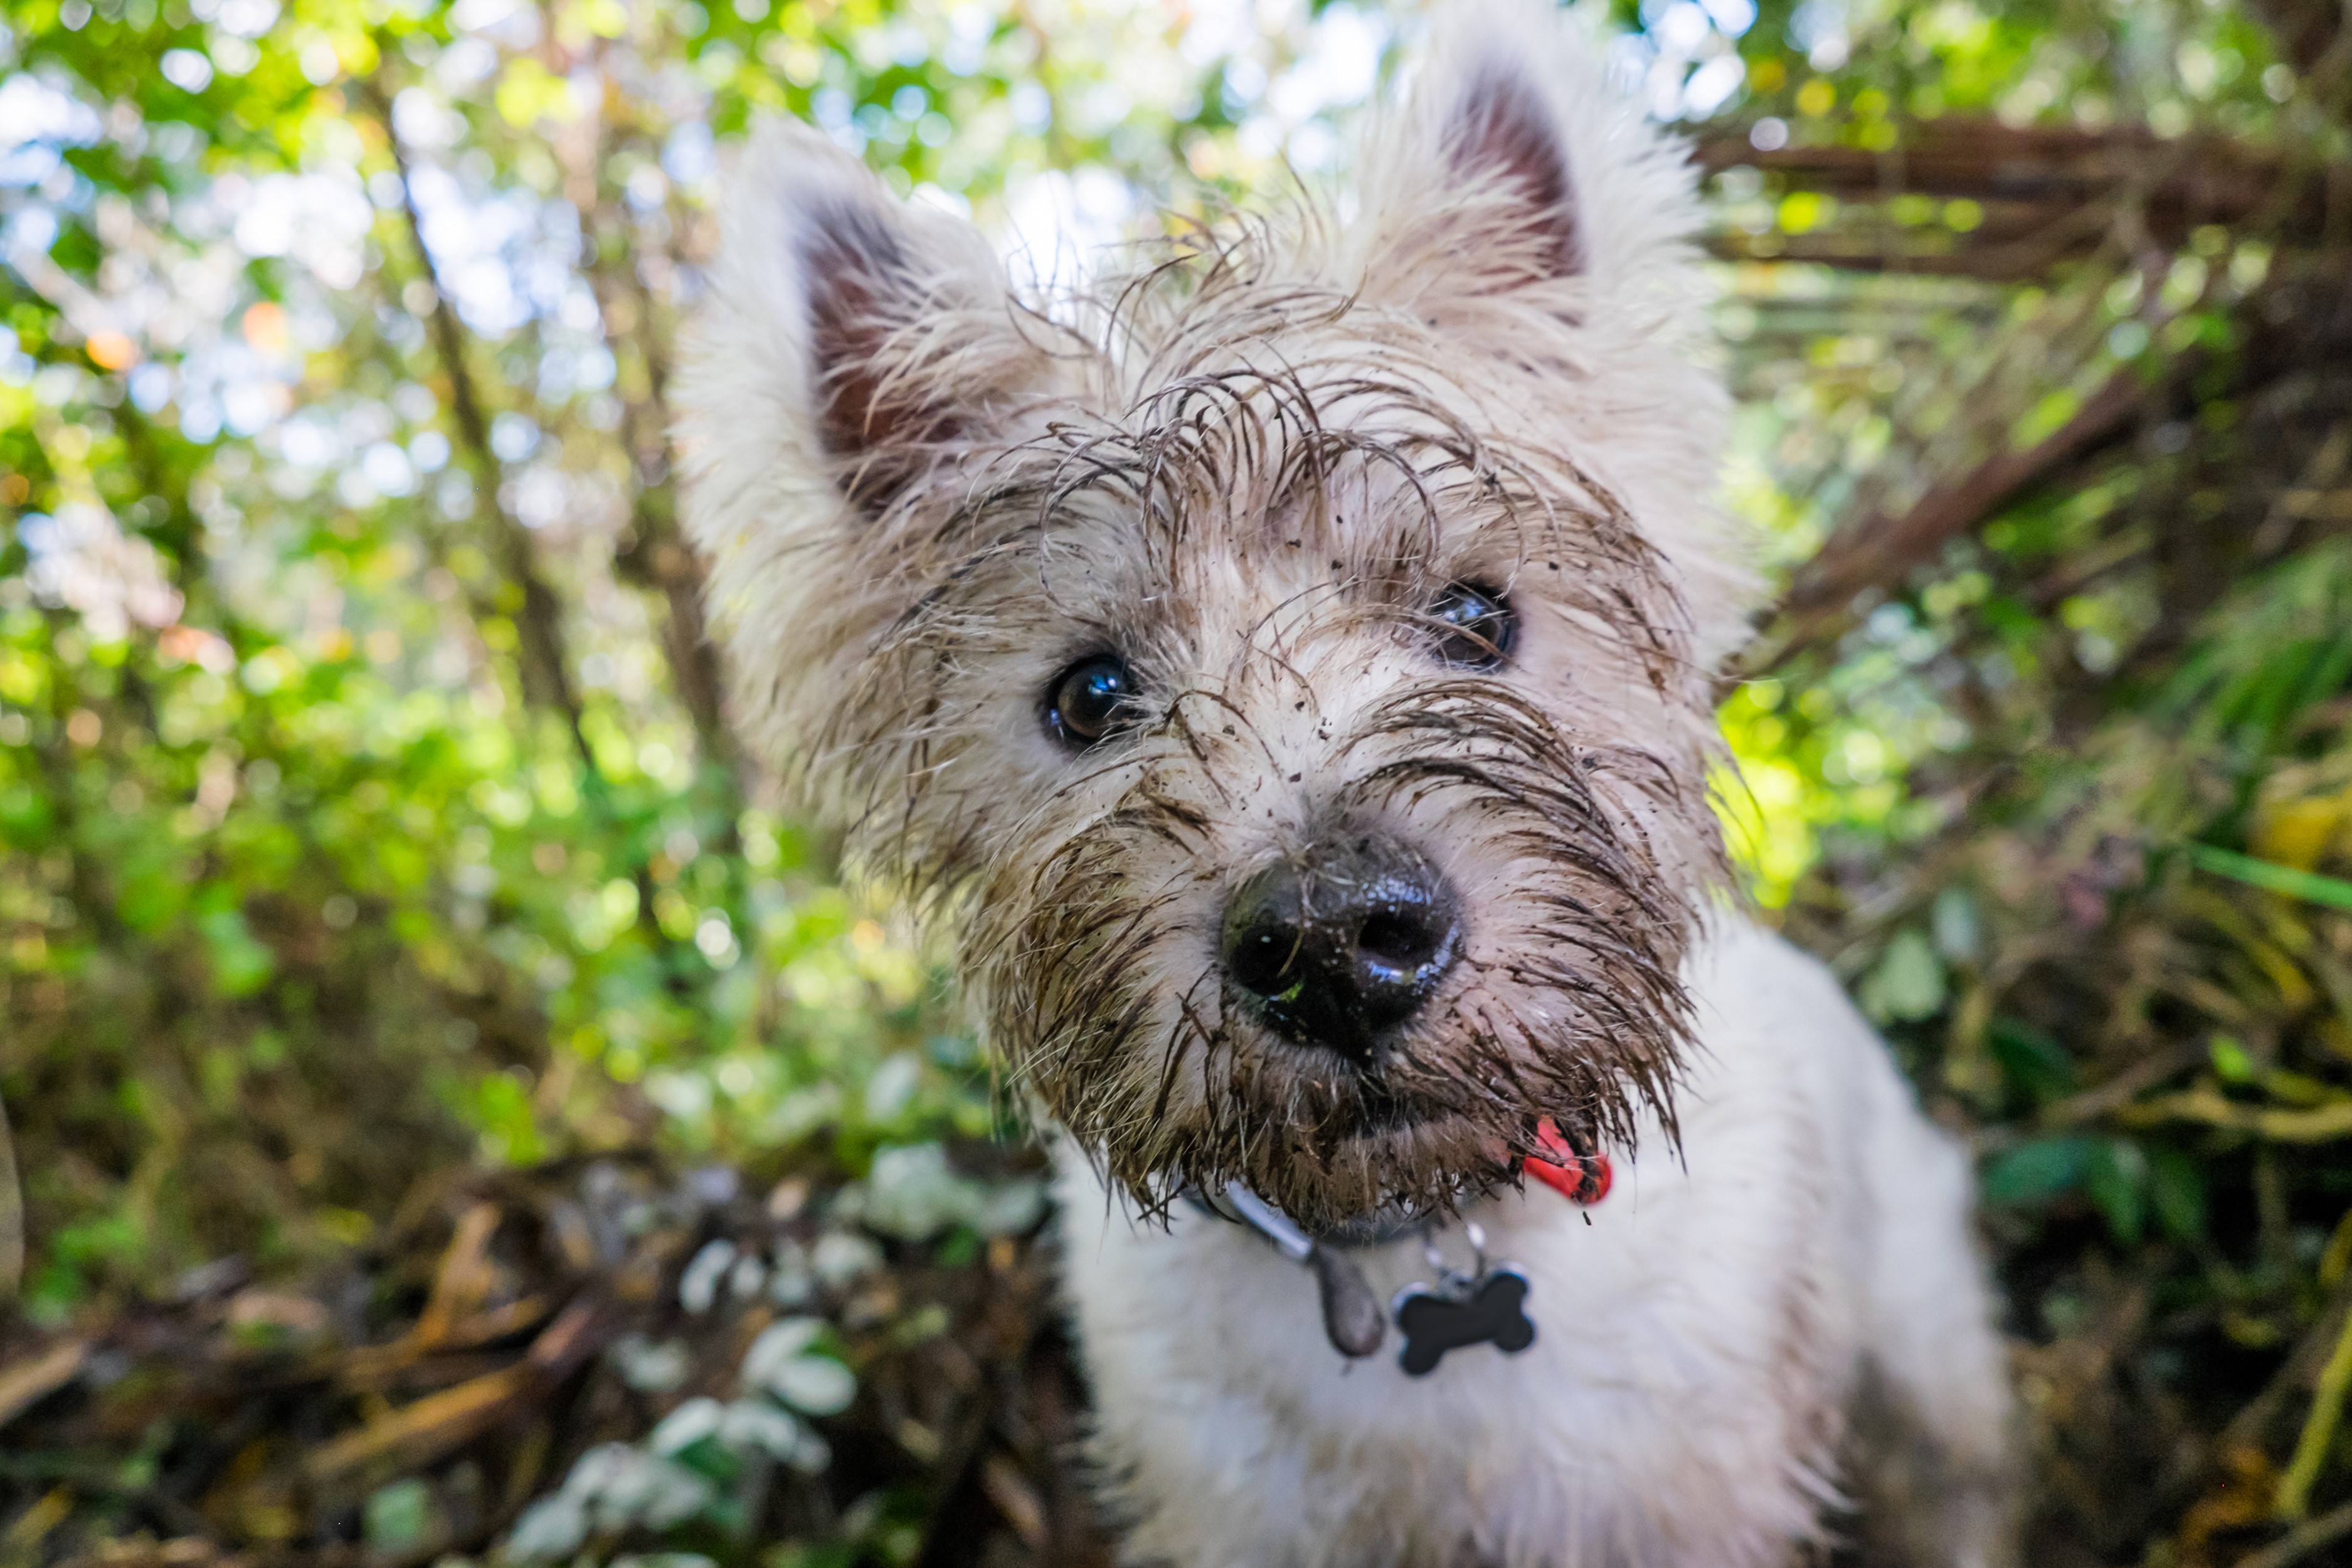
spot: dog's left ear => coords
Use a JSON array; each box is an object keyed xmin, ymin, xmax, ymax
[
  {"xmin": 677, "ymin": 121, "xmax": 1079, "ymax": 769},
  {"xmin": 681, "ymin": 119, "xmax": 1064, "ymax": 531},
  {"xmin": 1350, "ymin": 3, "xmax": 1702, "ymax": 317}
]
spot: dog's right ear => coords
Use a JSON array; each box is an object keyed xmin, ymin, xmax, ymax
[
  {"xmin": 684, "ymin": 120, "xmax": 1057, "ymax": 524},
  {"xmin": 1347, "ymin": 1, "xmax": 1703, "ymax": 329}
]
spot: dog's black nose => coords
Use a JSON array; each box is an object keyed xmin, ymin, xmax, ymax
[{"xmin": 1220, "ymin": 833, "xmax": 1463, "ymax": 1060}]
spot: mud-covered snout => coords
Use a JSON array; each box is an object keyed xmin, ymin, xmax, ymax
[{"xmin": 1219, "ymin": 831, "xmax": 1463, "ymax": 1062}]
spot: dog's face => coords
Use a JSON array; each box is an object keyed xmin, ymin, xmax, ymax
[{"xmin": 682, "ymin": 9, "xmax": 1752, "ymax": 1232}]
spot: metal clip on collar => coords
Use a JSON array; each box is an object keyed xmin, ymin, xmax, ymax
[{"xmin": 1217, "ymin": 1183, "xmax": 1388, "ymax": 1359}]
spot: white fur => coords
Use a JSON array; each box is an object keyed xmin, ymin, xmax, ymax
[
  {"xmin": 1059, "ymin": 919, "xmax": 2011, "ymax": 1568},
  {"xmin": 678, "ymin": 2, "xmax": 2016, "ymax": 1561}
]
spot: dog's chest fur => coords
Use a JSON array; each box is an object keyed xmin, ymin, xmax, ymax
[{"xmin": 1059, "ymin": 921, "xmax": 2000, "ymax": 1568}]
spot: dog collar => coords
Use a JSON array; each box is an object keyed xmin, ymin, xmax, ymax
[
  {"xmin": 1523, "ymin": 1117, "xmax": 1615, "ymax": 1204},
  {"xmin": 1190, "ymin": 1118, "xmax": 1611, "ymax": 1373}
]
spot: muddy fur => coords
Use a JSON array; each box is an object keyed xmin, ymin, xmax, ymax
[
  {"xmin": 680, "ymin": 4, "xmax": 2015, "ymax": 1563},
  {"xmin": 680, "ymin": 6, "xmax": 1742, "ymax": 1235}
]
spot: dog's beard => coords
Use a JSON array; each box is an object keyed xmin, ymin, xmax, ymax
[{"xmin": 965, "ymin": 685, "xmax": 1712, "ymax": 1235}]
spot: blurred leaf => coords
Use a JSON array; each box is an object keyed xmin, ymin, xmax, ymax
[
  {"xmin": 2148, "ymin": 1145, "xmax": 2206, "ymax": 1244},
  {"xmin": 198, "ymin": 905, "xmax": 275, "ymax": 998},
  {"xmin": 1860, "ymin": 929, "xmax": 1947, "ymax": 1022},
  {"xmin": 1984, "ymin": 1135, "xmax": 2095, "ymax": 1209},
  {"xmin": 2193, "ymin": 845, "xmax": 2352, "ymax": 914},
  {"xmin": 2087, "ymin": 1138, "xmax": 2148, "ymax": 1246},
  {"xmin": 1991, "ymin": 1018, "xmax": 2077, "ymax": 1107}
]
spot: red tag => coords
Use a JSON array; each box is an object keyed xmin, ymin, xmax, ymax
[{"xmin": 1525, "ymin": 1118, "xmax": 1612, "ymax": 1205}]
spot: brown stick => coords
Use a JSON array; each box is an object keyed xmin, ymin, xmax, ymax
[
  {"xmin": 2237, "ymin": 1498, "xmax": 2352, "ymax": 1568},
  {"xmin": 1694, "ymin": 120, "xmax": 2351, "ymax": 267},
  {"xmin": 0, "ymin": 1087, "xmax": 19, "ymax": 1301},
  {"xmin": 0, "ymin": 1342, "xmax": 88, "ymax": 1431},
  {"xmin": 304, "ymin": 1296, "xmax": 608, "ymax": 1486},
  {"xmin": 561, "ymin": 77, "xmax": 736, "ymax": 776}
]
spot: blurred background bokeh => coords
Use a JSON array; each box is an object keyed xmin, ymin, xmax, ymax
[{"xmin": 4, "ymin": 0, "xmax": 2352, "ymax": 1562}]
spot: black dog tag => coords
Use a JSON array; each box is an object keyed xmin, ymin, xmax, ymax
[{"xmin": 1393, "ymin": 1266, "xmax": 1536, "ymax": 1376}]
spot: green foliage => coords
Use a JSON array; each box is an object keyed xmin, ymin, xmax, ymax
[
  {"xmin": 7, "ymin": 0, "xmax": 2352, "ymax": 1559},
  {"xmin": 0, "ymin": 0, "xmax": 1285, "ymax": 1318}
]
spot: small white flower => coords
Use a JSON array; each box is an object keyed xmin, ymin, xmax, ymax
[
  {"xmin": 741, "ymin": 1318, "xmax": 822, "ymax": 1382},
  {"xmin": 810, "ymin": 1231, "xmax": 882, "ymax": 1287},
  {"xmin": 769, "ymin": 1353, "xmax": 856, "ymax": 1416},
  {"xmin": 717, "ymin": 1397, "xmax": 806, "ymax": 1460},
  {"xmin": 561, "ymin": 1441, "xmax": 639, "ymax": 1498},
  {"xmin": 861, "ymin": 1144, "xmax": 1046, "ymax": 1240},
  {"xmin": 585, "ymin": 1449, "xmax": 713, "ymax": 1533},
  {"xmin": 647, "ymin": 1396, "xmax": 725, "ymax": 1456},
  {"xmin": 788, "ymin": 1426, "xmax": 832, "ymax": 1474},
  {"xmin": 504, "ymin": 1491, "xmax": 586, "ymax": 1562},
  {"xmin": 768, "ymin": 1240, "xmax": 816, "ymax": 1308},
  {"xmin": 611, "ymin": 1335, "xmax": 692, "ymax": 1394},
  {"xmin": 677, "ymin": 1239, "xmax": 736, "ymax": 1314},
  {"xmin": 728, "ymin": 1251, "xmax": 770, "ymax": 1301},
  {"xmin": 637, "ymin": 1459, "xmax": 717, "ymax": 1530},
  {"xmin": 973, "ymin": 1179, "xmax": 1046, "ymax": 1237},
  {"xmin": 743, "ymin": 1318, "xmax": 857, "ymax": 1416}
]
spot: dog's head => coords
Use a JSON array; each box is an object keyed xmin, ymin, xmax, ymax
[{"xmin": 681, "ymin": 4, "xmax": 1752, "ymax": 1232}]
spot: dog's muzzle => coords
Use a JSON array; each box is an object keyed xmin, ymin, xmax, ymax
[{"xmin": 1219, "ymin": 830, "xmax": 1463, "ymax": 1061}]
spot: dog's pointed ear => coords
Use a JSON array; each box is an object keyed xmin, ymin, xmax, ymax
[
  {"xmin": 1351, "ymin": 5, "xmax": 1699, "ymax": 312},
  {"xmin": 1437, "ymin": 58, "xmax": 1584, "ymax": 283},
  {"xmin": 686, "ymin": 120, "xmax": 1058, "ymax": 523}
]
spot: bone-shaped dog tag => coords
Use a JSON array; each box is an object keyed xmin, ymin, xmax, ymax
[{"xmin": 1392, "ymin": 1266, "xmax": 1536, "ymax": 1376}]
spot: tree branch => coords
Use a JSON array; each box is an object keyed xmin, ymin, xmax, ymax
[
  {"xmin": 356, "ymin": 75, "xmax": 593, "ymax": 771},
  {"xmin": 572, "ymin": 153, "xmax": 734, "ymax": 776},
  {"xmin": 1745, "ymin": 367, "xmax": 2151, "ymax": 671},
  {"xmin": 1695, "ymin": 120, "xmax": 2352, "ymax": 273}
]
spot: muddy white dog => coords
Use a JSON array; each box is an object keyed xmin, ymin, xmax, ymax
[{"xmin": 679, "ymin": 4, "xmax": 2016, "ymax": 1563}]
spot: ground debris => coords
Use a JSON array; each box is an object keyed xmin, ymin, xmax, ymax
[{"xmin": 0, "ymin": 1152, "xmax": 1104, "ymax": 1568}]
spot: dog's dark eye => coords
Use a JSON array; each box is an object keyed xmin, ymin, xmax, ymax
[
  {"xmin": 1428, "ymin": 583, "xmax": 1517, "ymax": 669},
  {"xmin": 1046, "ymin": 655, "xmax": 1140, "ymax": 747}
]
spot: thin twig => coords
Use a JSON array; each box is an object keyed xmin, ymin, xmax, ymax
[
  {"xmin": 2237, "ymin": 1498, "xmax": 2352, "ymax": 1568},
  {"xmin": 2041, "ymin": 1041, "xmax": 2205, "ymax": 1128},
  {"xmin": 354, "ymin": 71, "xmax": 593, "ymax": 771},
  {"xmin": 2277, "ymin": 1299, "xmax": 2352, "ymax": 1518},
  {"xmin": 561, "ymin": 41, "xmax": 736, "ymax": 778},
  {"xmin": 0, "ymin": 1087, "xmax": 19, "ymax": 1300}
]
